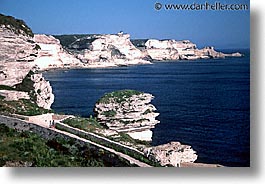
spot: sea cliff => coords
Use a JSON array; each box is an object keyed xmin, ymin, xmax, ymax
[
  {"xmin": 94, "ymin": 89, "xmax": 198, "ymax": 166},
  {"xmin": 0, "ymin": 14, "xmax": 53, "ymax": 110},
  {"xmin": 0, "ymin": 13, "xmax": 234, "ymax": 167}
]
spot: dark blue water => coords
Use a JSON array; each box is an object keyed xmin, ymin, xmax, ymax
[{"xmin": 44, "ymin": 49, "xmax": 250, "ymax": 167}]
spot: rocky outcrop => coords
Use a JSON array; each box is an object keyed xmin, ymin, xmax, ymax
[
  {"xmin": 144, "ymin": 39, "xmax": 242, "ymax": 61},
  {"xmin": 33, "ymin": 34, "xmax": 83, "ymax": 70},
  {"xmin": 69, "ymin": 33, "xmax": 152, "ymax": 67},
  {"xmin": 0, "ymin": 27, "xmax": 37, "ymax": 63},
  {"xmin": 0, "ymin": 27, "xmax": 38, "ymax": 86},
  {"xmin": 144, "ymin": 142, "xmax": 198, "ymax": 167},
  {"xmin": 0, "ymin": 15, "xmax": 54, "ymax": 110},
  {"xmin": 0, "ymin": 61, "xmax": 34, "ymax": 86},
  {"xmin": 30, "ymin": 73, "xmax": 54, "ymax": 109},
  {"xmin": 94, "ymin": 90, "xmax": 159, "ymax": 141}
]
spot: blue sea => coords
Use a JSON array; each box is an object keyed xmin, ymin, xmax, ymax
[{"xmin": 44, "ymin": 49, "xmax": 250, "ymax": 167}]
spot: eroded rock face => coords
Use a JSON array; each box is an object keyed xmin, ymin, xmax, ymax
[
  {"xmin": 144, "ymin": 39, "xmax": 242, "ymax": 60},
  {"xmin": 0, "ymin": 90, "xmax": 30, "ymax": 101},
  {"xmin": 0, "ymin": 27, "xmax": 38, "ymax": 86},
  {"xmin": 31, "ymin": 73, "xmax": 54, "ymax": 109},
  {"xmin": 0, "ymin": 62, "xmax": 34, "ymax": 86},
  {"xmin": 33, "ymin": 34, "xmax": 83, "ymax": 70},
  {"xmin": 144, "ymin": 142, "xmax": 198, "ymax": 167},
  {"xmin": 0, "ymin": 27, "xmax": 37, "ymax": 62},
  {"xmin": 0, "ymin": 15, "xmax": 55, "ymax": 110},
  {"xmin": 74, "ymin": 33, "xmax": 152, "ymax": 67},
  {"xmin": 94, "ymin": 90, "xmax": 159, "ymax": 141}
]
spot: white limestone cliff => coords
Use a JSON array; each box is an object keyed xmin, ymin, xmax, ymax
[
  {"xmin": 33, "ymin": 34, "xmax": 83, "ymax": 70},
  {"xmin": 94, "ymin": 90, "xmax": 159, "ymax": 141},
  {"xmin": 0, "ymin": 25, "xmax": 54, "ymax": 109},
  {"xmin": 144, "ymin": 39, "xmax": 242, "ymax": 61},
  {"xmin": 0, "ymin": 26, "xmax": 37, "ymax": 86},
  {"xmin": 31, "ymin": 73, "xmax": 54, "ymax": 109},
  {"xmin": 144, "ymin": 142, "xmax": 198, "ymax": 167},
  {"xmin": 76, "ymin": 33, "xmax": 152, "ymax": 67},
  {"xmin": 0, "ymin": 90, "xmax": 30, "ymax": 101}
]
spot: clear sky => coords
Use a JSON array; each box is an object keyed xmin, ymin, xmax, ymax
[{"xmin": 0, "ymin": 0, "xmax": 249, "ymax": 49}]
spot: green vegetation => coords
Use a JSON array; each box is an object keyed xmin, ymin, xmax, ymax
[
  {"xmin": 54, "ymin": 34, "xmax": 100, "ymax": 48},
  {"xmin": 0, "ymin": 124, "xmax": 133, "ymax": 167},
  {"xmin": 15, "ymin": 70, "xmax": 35, "ymax": 92},
  {"xmin": 143, "ymin": 109, "xmax": 152, "ymax": 115},
  {"xmin": 131, "ymin": 39, "xmax": 148, "ymax": 48},
  {"xmin": 98, "ymin": 90, "xmax": 143, "ymax": 104},
  {"xmin": 119, "ymin": 118, "xmax": 148, "ymax": 125},
  {"xmin": 62, "ymin": 116, "xmax": 150, "ymax": 146},
  {"xmin": 0, "ymin": 71, "xmax": 51, "ymax": 116},
  {"xmin": 62, "ymin": 116, "xmax": 103, "ymax": 133},
  {"xmin": 55, "ymin": 123, "xmax": 160, "ymax": 167},
  {"xmin": 110, "ymin": 47, "xmax": 126, "ymax": 59},
  {"xmin": 109, "ymin": 132, "xmax": 151, "ymax": 147},
  {"xmin": 0, "ymin": 14, "xmax": 33, "ymax": 37},
  {"xmin": 34, "ymin": 44, "xmax": 41, "ymax": 50},
  {"xmin": 102, "ymin": 110, "xmax": 117, "ymax": 117},
  {"xmin": 0, "ymin": 99, "xmax": 52, "ymax": 116},
  {"xmin": 0, "ymin": 85, "xmax": 16, "ymax": 91},
  {"xmin": 15, "ymin": 70, "xmax": 37, "ymax": 102}
]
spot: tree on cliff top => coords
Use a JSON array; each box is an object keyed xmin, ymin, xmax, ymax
[{"xmin": 0, "ymin": 14, "xmax": 33, "ymax": 37}]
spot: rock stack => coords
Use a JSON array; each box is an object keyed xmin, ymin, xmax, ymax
[
  {"xmin": 30, "ymin": 73, "xmax": 54, "ymax": 109},
  {"xmin": 94, "ymin": 90, "xmax": 159, "ymax": 141},
  {"xmin": 144, "ymin": 142, "xmax": 198, "ymax": 167}
]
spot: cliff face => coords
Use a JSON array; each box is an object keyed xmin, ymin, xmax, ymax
[
  {"xmin": 0, "ymin": 15, "xmax": 54, "ymax": 109},
  {"xmin": 144, "ymin": 142, "xmax": 198, "ymax": 167},
  {"xmin": 30, "ymin": 73, "xmax": 54, "ymax": 109},
  {"xmin": 0, "ymin": 27, "xmax": 38, "ymax": 86},
  {"xmin": 94, "ymin": 90, "xmax": 159, "ymax": 141},
  {"xmin": 33, "ymin": 34, "xmax": 83, "ymax": 70},
  {"xmin": 94, "ymin": 90, "xmax": 198, "ymax": 166},
  {"xmin": 64, "ymin": 33, "xmax": 152, "ymax": 67},
  {"xmin": 144, "ymin": 39, "xmax": 242, "ymax": 61}
]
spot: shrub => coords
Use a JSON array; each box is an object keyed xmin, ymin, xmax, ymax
[
  {"xmin": 0, "ymin": 85, "xmax": 16, "ymax": 91},
  {"xmin": 0, "ymin": 14, "xmax": 33, "ymax": 37},
  {"xmin": 0, "ymin": 124, "xmax": 133, "ymax": 167},
  {"xmin": 98, "ymin": 90, "xmax": 143, "ymax": 104},
  {"xmin": 34, "ymin": 44, "xmax": 41, "ymax": 50},
  {"xmin": 102, "ymin": 110, "xmax": 117, "ymax": 117}
]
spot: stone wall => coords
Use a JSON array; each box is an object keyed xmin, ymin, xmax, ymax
[{"xmin": 0, "ymin": 115, "xmax": 135, "ymax": 166}]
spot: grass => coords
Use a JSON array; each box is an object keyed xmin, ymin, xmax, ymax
[
  {"xmin": 0, "ymin": 99, "xmax": 52, "ymax": 116},
  {"xmin": 109, "ymin": 132, "xmax": 151, "ymax": 147},
  {"xmin": 0, "ymin": 71, "xmax": 51, "ymax": 116},
  {"xmin": 0, "ymin": 14, "xmax": 33, "ymax": 37},
  {"xmin": 98, "ymin": 90, "xmax": 143, "ymax": 104},
  {"xmin": 62, "ymin": 116, "xmax": 104, "ymax": 133},
  {"xmin": 0, "ymin": 124, "xmax": 134, "ymax": 167},
  {"xmin": 62, "ymin": 116, "xmax": 151, "ymax": 146},
  {"xmin": 55, "ymin": 123, "xmax": 160, "ymax": 167}
]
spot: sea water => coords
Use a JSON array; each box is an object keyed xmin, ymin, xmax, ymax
[{"xmin": 44, "ymin": 49, "xmax": 250, "ymax": 166}]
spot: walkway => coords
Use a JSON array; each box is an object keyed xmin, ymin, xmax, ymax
[{"xmin": 0, "ymin": 114, "xmax": 152, "ymax": 167}]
